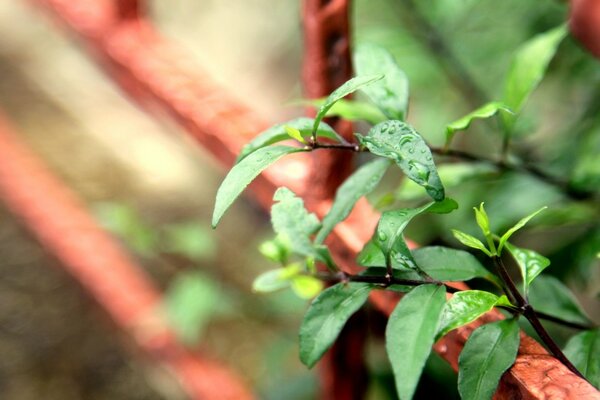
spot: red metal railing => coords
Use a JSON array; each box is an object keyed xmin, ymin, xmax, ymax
[{"xmin": 0, "ymin": 0, "xmax": 595, "ymax": 398}]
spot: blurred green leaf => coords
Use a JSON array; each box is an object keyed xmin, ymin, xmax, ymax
[
  {"xmin": 563, "ymin": 329, "xmax": 600, "ymax": 388},
  {"xmin": 299, "ymin": 282, "xmax": 373, "ymax": 368},
  {"xmin": 358, "ymin": 120, "xmax": 445, "ymax": 201},
  {"xmin": 284, "ymin": 125, "xmax": 307, "ymax": 144},
  {"xmin": 163, "ymin": 223, "xmax": 215, "ymax": 261},
  {"xmin": 413, "ymin": 246, "xmax": 500, "ymax": 286},
  {"xmin": 436, "ymin": 290, "xmax": 499, "ymax": 340},
  {"xmin": 458, "ymin": 319, "xmax": 520, "ymax": 400},
  {"xmin": 236, "ymin": 118, "xmax": 340, "ymax": 162},
  {"xmin": 300, "ymin": 98, "xmax": 387, "ymax": 125},
  {"xmin": 445, "ymin": 102, "xmax": 512, "ymax": 148},
  {"xmin": 354, "ymin": 43, "xmax": 410, "ymax": 120},
  {"xmin": 386, "ymin": 284, "xmax": 446, "ymax": 400},
  {"xmin": 315, "ymin": 158, "xmax": 391, "ymax": 244},
  {"xmin": 290, "ymin": 275, "xmax": 324, "ymax": 299},
  {"xmin": 503, "ymin": 25, "xmax": 567, "ymax": 126},
  {"xmin": 258, "ymin": 235, "xmax": 292, "ymax": 265},
  {"xmin": 529, "ymin": 275, "xmax": 592, "ymax": 325},
  {"xmin": 213, "ymin": 146, "xmax": 307, "ymax": 227},
  {"xmin": 165, "ymin": 271, "xmax": 222, "ymax": 345},
  {"xmin": 313, "ymin": 74, "xmax": 384, "ymax": 137},
  {"xmin": 505, "ymin": 242, "xmax": 550, "ymax": 294},
  {"xmin": 252, "ymin": 264, "xmax": 301, "ymax": 293}
]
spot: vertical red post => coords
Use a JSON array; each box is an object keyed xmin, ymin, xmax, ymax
[{"xmin": 302, "ymin": 1, "xmax": 369, "ymax": 399}]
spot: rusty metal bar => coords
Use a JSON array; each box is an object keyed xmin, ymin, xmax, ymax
[
  {"xmin": 0, "ymin": 113, "xmax": 253, "ymax": 400},
  {"xmin": 19, "ymin": 1, "xmax": 600, "ymax": 398}
]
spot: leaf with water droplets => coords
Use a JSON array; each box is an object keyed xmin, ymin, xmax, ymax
[
  {"xmin": 313, "ymin": 74, "xmax": 384, "ymax": 138},
  {"xmin": 436, "ymin": 290, "xmax": 500, "ymax": 340},
  {"xmin": 505, "ymin": 242, "xmax": 550, "ymax": 294},
  {"xmin": 315, "ymin": 158, "xmax": 391, "ymax": 244},
  {"xmin": 213, "ymin": 146, "xmax": 308, "ymax": 227},
  {"xmin": 358, "ymin": 120, "xmax": 444, "ymax": 201},
  {"xmin": 354, "ymin": 43, "xmax": 410, "ymax": 120},
  {"xmin": 236, "ymin": 117, "xmax": 341, "ymax": 162}
]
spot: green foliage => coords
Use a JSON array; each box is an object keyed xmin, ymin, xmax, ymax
[
  {"xmin": 497, "ymin": 206, "xmax": 547, "ymax": 253},
  {"xmin": 301, "ymin": 98, "xmax": 387, "ymax": 125},
  {"xmin": 312, "ymin": 74, "xmax": 384, "ymax": 138},
  {"xmin": 236, "ymin": 117, "xmax": 340, "ymax": 162},
  {"xmin": 412, "ymin": 247, "xmax": 500, "ymax": 286},
  {"xmin": 299, "ymin": 282, "xmax": 373, "ymax": 368},
  {"xmin": 357, "ymin": 120, "xmax": 445, "ymax": 201},
  {"xmin": 563, "ymin": 329, "xmax": 600, "ymax": 388},
  {"xmin": 452, "ymin": 229, "xmax": 493, "ymax": 257},
  {"xmin": 354, "ymin": 43, "xmax": 410, "ymax": 120},
  {"xmin": 503, "ymin": 25, "xmax": 567, "ymax": 126},
  {"xmin": 212, "ymin": 146, "xmax": 307, "ymax": 227},
  {"xmin": 458, "ymin": 319, "xmax": 521, "ymax": 400},
  {"xmin": 505, "ymin": 242, "xmax": 550, "ymax": 294},
  {"xmin": 445, "ymin": 102, "xmax": 512, "ymax": 148},
  {"xmin": 529, "ymin": 275, "xmax": 592, "ymax": 325},
  {"xmin": 436, "ymin": 290, "xmax": 500, "ymax": 340},
  {"xmin": 315, "ymin": 158, "xmax": 391, "ymax": 244},
  {"xmin": 386, "ymin": 284, "xmax": 446, "ymax": 400}
]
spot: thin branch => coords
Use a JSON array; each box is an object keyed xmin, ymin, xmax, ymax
[
  {"xmin": 534, "ymin": 311, "xmax": 597, "ymax": 331},
  {"xmin": 313, "ymin": 271, "xmax": 459, "ymax": 293}
]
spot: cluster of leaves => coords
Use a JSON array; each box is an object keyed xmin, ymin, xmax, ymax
[{"xmin": 212, "ymin": 26, "xmax": 598, "ymax": 400}]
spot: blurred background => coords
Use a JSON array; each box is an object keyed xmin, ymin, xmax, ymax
[{"xmin": 0, "ymin": 1, "xmax": 598, "ymax": 399}]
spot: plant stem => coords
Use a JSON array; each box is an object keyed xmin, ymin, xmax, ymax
[
  {"xmin": 314, "ymin": 271, "xmax": 459, "ymax": 293},
  {"xmin": 534, "ymin": 311, "xmax": 597, "ymax": 331},
  {"xmin": 492, "ymin": 256, "xmax": 585, "ymax": 379}
]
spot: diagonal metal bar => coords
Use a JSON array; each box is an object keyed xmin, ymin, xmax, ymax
[
  {"xmin": 0, "ymin": 112, "xmax": 253, "ymax": 400},
  {"xmin": 20, "ymin": 1, "xmax": 600, "ymax": 398}
]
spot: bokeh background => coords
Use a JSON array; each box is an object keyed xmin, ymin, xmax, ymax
[{"xmin": 0, "ymin": 1, "xmax": 598, "ymax": 399}]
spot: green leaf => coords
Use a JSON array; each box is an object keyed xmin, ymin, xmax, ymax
[
  {"xmin": 315, "ymin": 158, "xmax": 391, "ymax": 244},
  {"xmin": 503, "ymin": 25, "xmax": 567, "ymax": 125},
  {"xmin": 357, "ymin": 237, "xmax": 419, "ymax": 271},
  {"xmin": 396, "ymin": 163, "xmax": 496, "ymax": 201},
  {"xmin": 452, "ymin": 229, "xmax": 493, "ymax": 257},
  {"xmin": 386, "ymin": 284, "xmax": 446, "ymax": 400},
  {"xmin": 358, "ymin": 120, "xmax": 445, "ymax": 201},
  {"xmin": 299, "ymin": 282, "xmax": 373, "ymax": 368},
  {"xmin": 313, "ymin": 74, "xmax": 384, "ymax": 137},
  {"xmin": 236, "ymin": 117, "xmax": 340, "ymax": 162},
  {"xmin": 258, "ymin": 235, "xmax": 291, "ymax": 265},
  {"xmin": 436, "ymin": 290, "xmax": 499, "ymax": 340},
  {"xmin": 445, "ymin": 102, "xmax": 512, "ymax": 148},
  {"xmin": 271, "ymin": 188, "xmax": 321, "ymax": 257},
  {"xmin": 474, "ymin": 203, "xmax": 492, "ymax": 238},
  {"xmin": 300, "ymin": 98, "xmax": 387, "ymax": 125},
  {"xmin": 529, "ymin": 275, "xmax": 592, "ymax": 325},
  {"xmin": 427, "ymin": 197, "xmax": 459, "ymax": 214},
  {"xmin": 252, "ymin": 264, "xmax": 301, "ymax": 293},
  {"xmin": 413, "ymin": 246, "xmax": 501, "ymax": 286},
  {"xmin": 213, "ymin": 146, "xmax": 307, "ymax": 227},
  {"xmin": 504, "ymin": 242, "xmax": 550, "ymax": 294},
  {"xmin": 290, "ymin": 275, "xmax": 324, "ymax": 299},
  {"xmin": 458, "ymin": 319, "xmax": 520, "ymax": 400},
  {"xmin": 284, "ymin": 125, "xmax": 307, "ymax": 144},
  {"xmin": 354, "ymin": 43, "xmax": 410, "ymax": 120},
  {"xmin": 563, "ymin": 329, "xmax": 600, "ymax": 388},
  {"xmin": 165, "ymin": 271, "xmax": 222, "ymax": 345},
  {"xmin": 497, "ymin": 206, "xmax": 547, "ymax": 253}
]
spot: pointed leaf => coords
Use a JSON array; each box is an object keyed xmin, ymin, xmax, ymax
[
  {"xmin": 445, "ymin": 102, "xmax": 512, "ymax": 147},
  {"xmin": 284, "ymin": 125, "xmax": 306, "ymax": 144},
  {"xmin": 503, "ymin": 25, "xmax": 567, "ymax": 119},
  {"xmin": 301, "ymin": 98, "xmax": 387, "ymax": 125},
  {"xmin": 271, "ymin": 188, "xmax": 321, "ymax": 257},
  {"xmin": 212, "ymin": 146, "xmax": 307, "ymax": 227},
  {"xmin": 290, "ymin": 275, "xmax": 324, "ymax": 299},
  {"xmin": 315, "ymin": 158, "xmax": 391, "ymax": 244},
  {"xmin": 358, "ymin": 120, "xmax": 444, "ymax": 200},
  {"xmin": 474, "ymin": 203, "xmax": 492, "ymax": 237},
  {"xmin": 436, "ymin": 290, "xmax": 499, "ymax": 340},
  {"xmin": 236, "ymin": 117, "xmax": 341, "ymax": 162},
  {"xmin": 386, "ymin": 284, "xmax": 446, "ymax": 400},
  {"xmin": 505, "ymin": 242, "xmax": 550, "ymax": 294},
  {"xmin": 252, "ymin": 264, "xmax": 301, "ymax": 293},
  {"xmin": 354, "ymin": 43, "xmax": 410, "ymax": 120},
  {"xmin": 498, "ymin": 206, "xmax": 547, "ymax": 253},
  {"xmin": 413, "ymin": 246, "xmax": 501, "ymax": 286},
  {"xmin": 452, "ymin": 229, "xmax": 492, "ymax": 257},
  {"xmin": 563, "ymin": 329, "xmax": 600, "ymax": 389},
  {"xmin": 529, "ymin": 275, "xmax": 592, "ymax": 325},
  {"xmin": 299, "ymin": 282, "xmax": 373, "ymax": 368},
  {"xmin": 313, "ymin": 74, "xmax": 384, "ymax": 137},
  {"xmin": 458, "ymin": 319, "xmax": 520, "ymax": 400}
]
